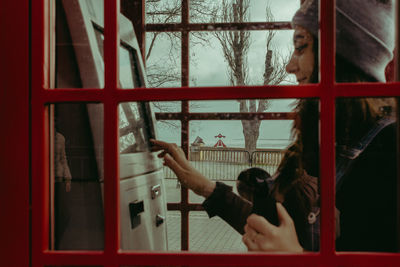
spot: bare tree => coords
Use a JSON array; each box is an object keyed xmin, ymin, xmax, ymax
[
  {"xmin": 145, "ymin": 0, "xmax": 218, "ymax": 87},
  {"xmin": 145, "ymin": 0, "xmax": 217, "ymax": 131},
  {"xmin": 213, "ymin": 0, "xmax": 289, "ymax": 153}
]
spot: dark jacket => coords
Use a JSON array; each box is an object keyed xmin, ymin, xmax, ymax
[
  {"xmin": 202, "ymin": 120, "xmax": 397, "ymax": 252},
  {"xmin": 336, "ymin": 122, "xmax": 397, "ymax": 252}
]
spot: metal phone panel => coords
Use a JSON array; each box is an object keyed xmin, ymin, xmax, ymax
[
  {"xmin": 120, "ymin": 170, "xmax": 168, "ymax": 250},
  {"xmin": 119, "ymin": 152, "xmax": 163, "ymax": 180}
]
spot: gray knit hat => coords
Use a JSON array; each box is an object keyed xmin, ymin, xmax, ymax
[
  {"xmin": 292, "ymin": 0, "xmax": 395, "ymax": 82},
  {"xmin": 291, "ymin": 0, "xmax": 319, "ymax": 38}
]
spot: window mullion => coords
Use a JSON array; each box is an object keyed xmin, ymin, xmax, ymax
[
  {"xmin": 104, "ymin": 0, "xmax": 119, "ymax": 262},
  {"xmin": 319, "ymin": 0, "xmax": 336, "ymax": 263}
]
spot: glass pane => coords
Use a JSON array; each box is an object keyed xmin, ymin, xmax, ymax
[
  {"xmin": 335, "ymin": 1, "xmax": 396, "ymax": 83},
  {"xmin": 189, "ymin": 30, "xmax": 295, "ymax": 87},
  {"xmin": 119, "ymin": 102, "xmax": 168, "ymax": 251},
  {"xmin": 119, "ymin": 45, "xmax": 143, "ymax": 88},
  {"xmin": 166, "ymin": 211, "xmax": 181, "ymax": 251},
  {"xmin": 188, "ymin": 118, "xmax": 292, "ymax": 204},
  {"xmin": 145, "ymin": 0, "xmax": 181, "ymax": 24},
  {"xmin": 119, "ymin": 102, "xmax": 155, "ymax": 153},
  {"xmin": 189, "ymin": 211, "xmax": 246, "ymax": 252},
  {"xmin": 50, "ymin": 103, "xmax": 104, "ymax": 250},
  {"xmin": 154, "ymin": 119, "xmax": 181, "ymax": 202},
  {"xmin": 190, "ymin": 0, "xmax": 300, "ymax": 23},
  {"xmin": 189, "ymin": 99, "xmax": 296, "ymax": 112},
  {"xmin": 160, "ymin": 99, "xmax": 320, "ymax": 252},
  {"xmin": 53, "ymin": 0, "xmax": 104, "ymax": 89},
  {"xmin": 119, "ymin": 7, "xmax": 148, "ymax": 89},
  {"xmin": 145, "ymin": 32, "xmax": 181, "ymax": 88},
  {"xmin": 152, "ymin": 101, "xmax": 182, "ymax": 113},
  {"xmin": 335, "ymin": 97, "xmax": 398, "ymax": 252}
]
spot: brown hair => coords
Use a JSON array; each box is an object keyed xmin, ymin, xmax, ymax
[{"xmin": 272, "ymin": 44, "xmax": 395, "ymax": 248}]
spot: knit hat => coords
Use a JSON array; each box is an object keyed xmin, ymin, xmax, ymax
[
  {"xmin": 292, "ymin": 0, "xmax": 395, "ymax": 82},
  {"xmin": 291, "ymin": 0, "xmax": 319, "ymax": 38},
  {"xmin": 336, "ymin": 0, "xmax": 394, "ymax": 82}
]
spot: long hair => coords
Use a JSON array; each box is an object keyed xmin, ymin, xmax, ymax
[{"xmin": 271, "ymin": 38, "xmax": 395, "ymax": 249}]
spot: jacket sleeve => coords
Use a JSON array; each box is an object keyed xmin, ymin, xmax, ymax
[{"xmin": 202, "ymin": 182, "xmax": 253, "ymax": 235}]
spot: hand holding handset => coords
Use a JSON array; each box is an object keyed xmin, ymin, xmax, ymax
[{"xmin": 251, "ymin": 191, "xmax": 279, "ymax": 226}]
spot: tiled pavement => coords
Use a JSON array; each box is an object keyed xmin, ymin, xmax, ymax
[{"xmin": 164, "ymin": 179, "xmax": 247, "ymax": 252}]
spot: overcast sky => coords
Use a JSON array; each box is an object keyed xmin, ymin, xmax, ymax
[{"xmin": 145, "ymin": 0, "xmax": 301, "ymax": 148}]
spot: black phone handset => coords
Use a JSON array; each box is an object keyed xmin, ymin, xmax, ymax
[{"xmin": 251, "ymin": 190, "xmax": 279, "ymax": 226}]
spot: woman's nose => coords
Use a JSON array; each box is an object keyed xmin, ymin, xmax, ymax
[{"xmin": 285, "ymin": 54, "xmax": 298, "ymax": 74}]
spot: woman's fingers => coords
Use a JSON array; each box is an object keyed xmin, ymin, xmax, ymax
[
  {"xmin": 242, "ymin": 234, "xmax": 259, "ymax": 251},
  {"xmin": 163, "ymin": 153, "xmax": 186, "ymax": 178},
  {"xmin": 242, "ymin": 204, "xmax": 303, "ymax": 252},
  {"xmin": 276, "ymin": 202, "xmax": 294, "ymax": 228},
  {"xmin": 246, "ymin": 214, "xmax": 276, "ymax": 237}
]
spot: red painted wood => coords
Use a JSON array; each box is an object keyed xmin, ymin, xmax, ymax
[
  {"xmin": 104, "ymin": 0, "xmax": 120, "ymax": 264},
  {"xmin": 18, "ymin": 0, "xmax": 400, "ymax": 265},
  {"xmin": 0, "ymin": 0, "xmax": 30, "ymax": 266},
  {"xmin": 319, "ymin": 0, "xmax": 336, "ymax": 263}
]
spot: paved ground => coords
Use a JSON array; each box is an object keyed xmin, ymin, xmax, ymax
[{"xmin": 164, "ymin": 179, "xmax": 247, "ymax": 252}]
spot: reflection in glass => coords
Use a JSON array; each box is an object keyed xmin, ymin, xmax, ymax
[
  {"xmin": 335, "ymin": 97, "xmax": 398, "ymax": 252},
  {"xmin": 189, "ymin": 31, "xmax": 295, "ymax": 87},
  {"xmin": 55, "ymin": 0, "xmax": 104, "ymax": 89},
  {"xmin": 119, "ymin": 102, "xmax": 153, "ymax": 153},
  {"xmin": 189, "ymin": 211, "xmax": 246, "ymax": 252},
  {"xmin": 119, "ymin": 45, "xmax": 142, "ymax": 88},
  {"xmin": 50, "ymin": 103, "xmax": 104, "ymax": 250}
]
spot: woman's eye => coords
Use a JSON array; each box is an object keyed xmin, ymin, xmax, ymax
[{"xmin": 295, "ymin": 44, "xmax": 307, "ymax": 52}]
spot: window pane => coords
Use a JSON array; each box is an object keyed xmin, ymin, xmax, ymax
[
  {"xmin": 189, "ymin": 30, "xmax": 295, "ymax": 87},
  {"xmin": 177, "ymin": 98, "xmax": 320, "ymax": 252},
  {"xmin": 190, "ymin": 0, "xmax": 300, "ymax": 23},
  {"xmin": 189, "ymin": 211, "xmax": 246, "ymax": 252},
  {"xmin": 152, "ymin": 101, "xmax": 182, "ymax": 113},
  {"xmin": 156, "ymin": 119, "xmax": 182, "ymax": 203},
  {"xmin": 188, "ymin": 118, "xmax": 291, "ymax": 204},
  {"xmin": 119, "ymin": 7, "xmax": 148, "ymax": 89},
  {"xmin": 335, "ymin": 97, "xmax": 398, "ymax": 252},
  {"xmin": 119, "ymin": 102, "xmax": 155, "ymax": 153},
  {"xmin": 119, "ymin": 167, "xmax": 168, "ymax": 251},
  {"xmin": 119, "ymin": 102, "xmax": 168, "ymax": 251},
  {"xmin": 189, "ymin": 99, "xmax": 296, "ymax": 112},
  {"xmin": 166, "ymin": 211, "xmax": 181, "ymax": 251},
  {"xmin": 146, "ymin": 0, "xmax": 181, "ymax": 24},
  {"xmin": 119, "ymin": 44, "xmax": 143, "ymax": 88},
  {"xmin": 145, "ymin": 32, "xmax": 182, "ymax": 88},
  {"xmin": 50, "ymin": 103, "xmax": 104, "ymax": 250},
  {"xmin": 53, "ymin": 0, "xmax": 104, "ymax": 89}
]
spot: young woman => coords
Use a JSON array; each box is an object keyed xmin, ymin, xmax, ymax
[{"xmin": 151, "ymin": 0, "xmax": 397, "ymax": 252}]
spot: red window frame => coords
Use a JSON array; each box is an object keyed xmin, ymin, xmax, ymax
[
  {"xmin": 1, "ymin": 0, "xmax": 400, "ymax": 266},
  {"xmin": 0, "ymin": 0, "xmax": 30, "ymax": 266}
]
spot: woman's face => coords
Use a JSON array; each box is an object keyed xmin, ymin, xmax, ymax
[{"xmin": 286, "ymin": 25, "xmax": 315, "ymax": 84}]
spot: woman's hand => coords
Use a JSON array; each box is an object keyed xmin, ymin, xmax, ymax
[
  {"xmin": 242, "ymin": 202, "xmax": 303, "ymax": 253},
  {"xmin": 150, "ymin": 139, "xmax": 216, "ymax": 198}
]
